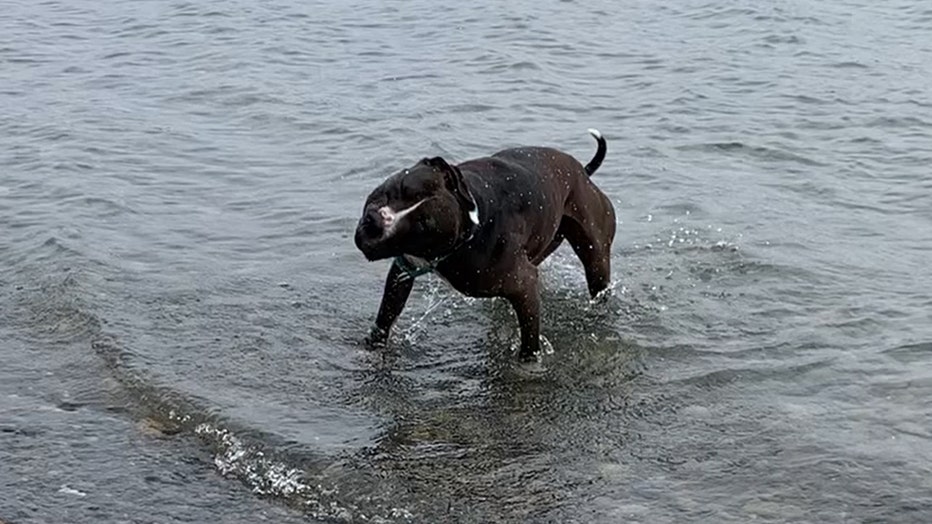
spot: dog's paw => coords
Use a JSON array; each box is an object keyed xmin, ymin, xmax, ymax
[
  {"xmin": 517, "ymin": 350, "xmax": 539, "ymax": 363},
  {"xmin": 513, "ymin": 334, "xmax": 554, "ymax": 362},
  {"xmin": 364, "ymin": 326, "xmax": 389, "ymax": 349}
]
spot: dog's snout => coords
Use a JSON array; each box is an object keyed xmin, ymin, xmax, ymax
[
  {"xmin": 355, "ymin": 207, "xmax": 390, "ymax": 260},
  {"xmin": 360, "ymin": 208, "xmax": 382, "ymax": 236}
]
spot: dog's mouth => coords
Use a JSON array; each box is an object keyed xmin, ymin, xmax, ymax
[
  {"xmin": 354, "ymin": 218, "xmax": 401, "ymax": 261},
  {"xmin": 357, "ymin": 243, "xmax": 394, "ymax": 262},
  {"xmin": 355, "ymin": 229, "xmax": 388, "ymax": 261}
]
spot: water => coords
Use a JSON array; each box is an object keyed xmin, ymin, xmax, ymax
[{"xmin": 2, "ymin": 0, "xmax": 931, "ymax": 521}]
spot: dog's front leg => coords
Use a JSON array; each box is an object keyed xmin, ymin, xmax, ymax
[
  {"xmin": 504, "ymin": 262, "xmax": 542, "ymax": 361},
  {"xmin": 365, "ymin": 261, "xmax": 415, "ymax": 347}
]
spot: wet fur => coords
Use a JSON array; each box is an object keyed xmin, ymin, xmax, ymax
[{"xmin": 355, "ymin": 131, "xmax": 616, "ymax": 360}]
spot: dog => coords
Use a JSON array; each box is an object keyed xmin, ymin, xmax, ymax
[{"xmin": 354, "ymin": 129, "xmax": 616, "ymax": 360}]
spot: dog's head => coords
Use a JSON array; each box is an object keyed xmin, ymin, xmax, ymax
[{"xmin": 355, "ymin": 156, "xmax": 478, "ymax": 261}]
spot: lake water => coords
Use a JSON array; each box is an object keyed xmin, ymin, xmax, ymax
[{"xmin": 2, "ymin": 0, "xmax": 931, "ymax": 522}]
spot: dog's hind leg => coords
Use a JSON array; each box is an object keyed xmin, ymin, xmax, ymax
[
  {"xmin": 502, "ymin": 257, "xmax": 542, "ymax": 360},
  {"xmin": 563, "ymin": 191, "xmax": 616, "ymax": 298},
  {"xmin": 366, "ymin": 262, "xmax": 416, "ymax": 347}
]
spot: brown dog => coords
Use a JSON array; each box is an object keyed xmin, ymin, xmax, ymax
[{"xmin": 354, "ymin": 130, "xmax": 616, "ymax": 360}]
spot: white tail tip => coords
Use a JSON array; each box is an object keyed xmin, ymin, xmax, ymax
[{"xmin": 587, "ymin": 128, "xmax": 602, "ymax": 140}]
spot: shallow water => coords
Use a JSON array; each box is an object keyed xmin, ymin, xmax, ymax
[{"xmin": 2, "ymin": 0, "xmax": 931, "ymax": 522}]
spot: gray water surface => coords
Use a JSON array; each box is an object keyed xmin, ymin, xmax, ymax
[{"xmin": 2, "ymin": 0, "xmax": 932, "ymax": 522}]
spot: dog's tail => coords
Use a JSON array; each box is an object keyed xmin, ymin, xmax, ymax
[{"xmin": 584, "ymin": 128, "xmax": 606, "ymax": 176}]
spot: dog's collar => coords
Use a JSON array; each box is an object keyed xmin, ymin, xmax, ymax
[{"xmin": 393, "ymin": 203, "xmax": 480, "ymax": 282}]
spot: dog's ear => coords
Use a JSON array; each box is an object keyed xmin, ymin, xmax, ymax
[
  {"xmin": 429, "ymin": 157, "xmax": 479, "ymax": 225},
  {"xmin": 422, "ymin": 156, "xmax": 454, "ymax": 173},
  {"xmin": 423, "ymin": 157, "xmax": 462, "ymax": 196},
  {"xmin": 422, "ymin": 156, "xmax": 479, "ymax": 225}
]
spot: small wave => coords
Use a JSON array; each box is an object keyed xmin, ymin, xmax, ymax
[
  {"xmin": 684, "ymin": 6, "xmax": 759, "ymax": 21},
  {"xmin": 91, "ymin": 332, "xmax": 417, "ymax": 522},
  {"xmin": 678, "ymin": 141, "xmax": 825, "ymax": 167},
  {"xmin": 865, "ymin": 115, "xmax": 932, "ymax": 129},
  {"xmin": 509, "ymin": 60, "xmax": 541, "ymax": 71},
  {"xmin": 881, "ymin": 341, "xmax": 932, "ymax": 364},
  {"xmin": 378, "ymin": 73, "xmax": 442, "ymax": 82},
  {"xmin": 831, "ymin": 61, "xmax": 869, "ymax": 69},
  {"xmin": 667, "ymin": 359, "xmax": 833, "ymax": 388},
  {"xmin": 442, "ymin": 103, "xmax": 497, "ymax": 113},
  {"xmin": 762, "ymin": 34, "xmax": 803, "ymax": 45},
  {"xmin": 781, "ymin": 93, "xmax": 830, "ymax": 105}
]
